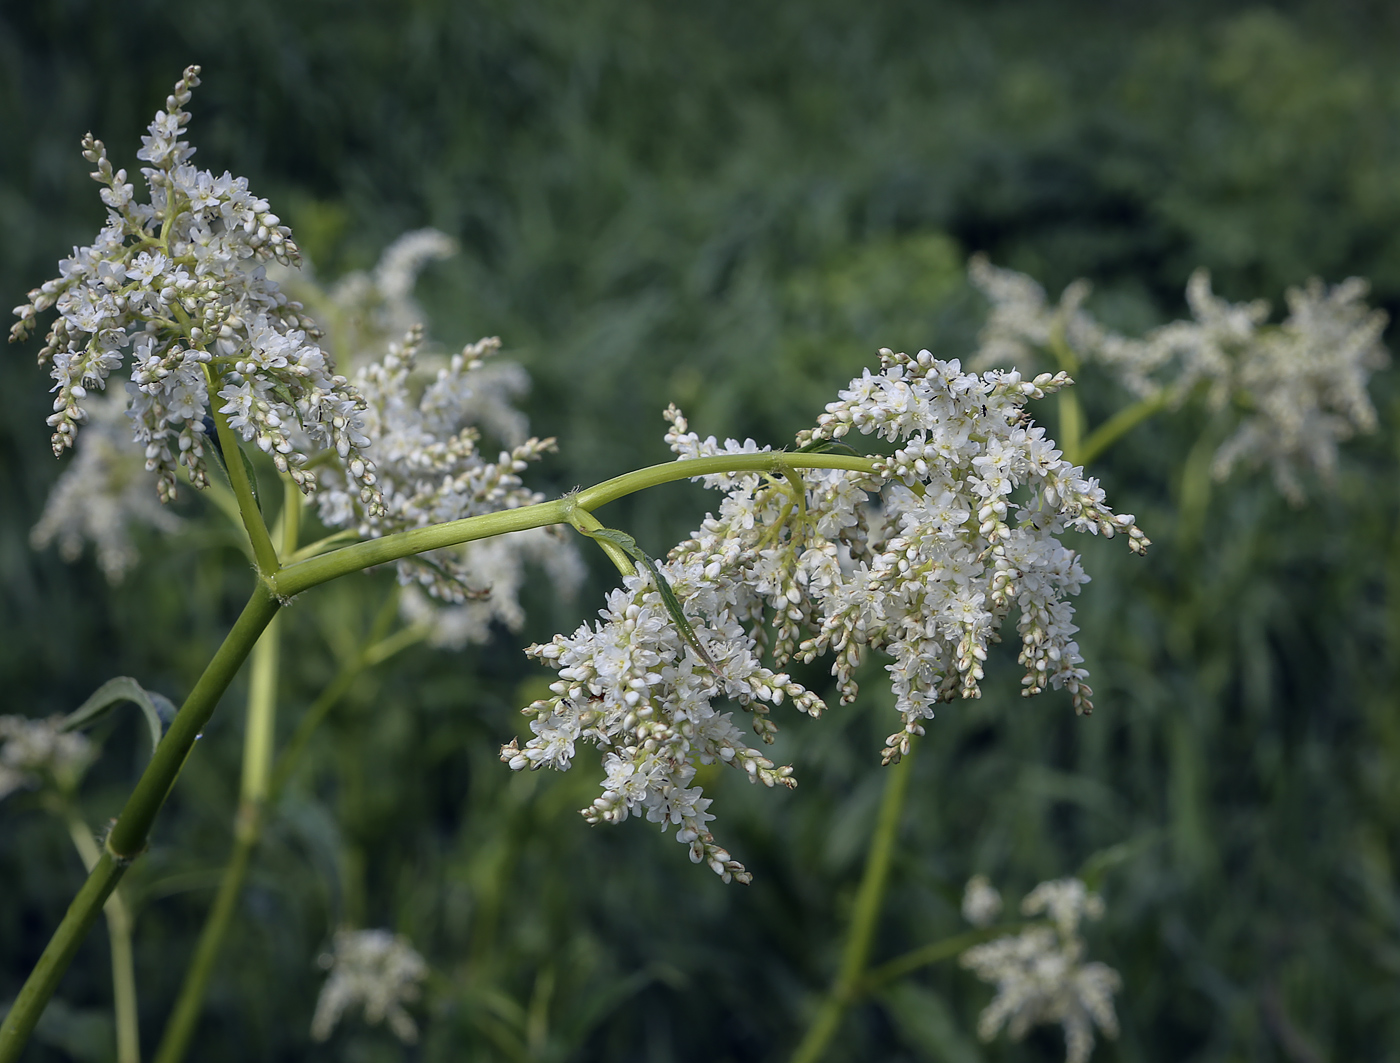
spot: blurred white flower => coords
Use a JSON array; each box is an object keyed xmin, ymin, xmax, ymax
[
  {"xmin": 30, "ymin": 391, "xmax": 183, "ymax": 581},
  {"xmin": 961, "ymin": 877, "xmax": 1120, "ymax": 1063},
  {"xmin": 0, "ymin": 716, "xmax": 96, "ymax": 800},
  {"xmin": 311, "ymin": 928, "xmax": 428, "ymax": 1044},
  {"xmin": 969, "ymin": 256, "xmax": 1389, "ymax": 502},
  {"xmin": 961, "ymin": 873, "xmax": 1003, "ymax": 927}
]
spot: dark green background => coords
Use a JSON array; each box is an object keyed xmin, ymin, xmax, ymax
[{"xmin": 3, "ymin": 2, "xmax": 1400, "ymax": 1060}]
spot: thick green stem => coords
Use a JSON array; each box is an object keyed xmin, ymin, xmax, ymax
[
  {"xmin": 274, "ymin": 452, "xmax": 878, "ymax": 599},
  {"xmin": 0, "ymin": 585, "xmax": 281, "ymax": 1063},
  {"xmin": 154, "ymin": 607, "xmax": 424, "ymax": 1063},
  {"xmin": 238, "ymin": 614, "xmax": 281, "ymax": 810},
  {"xmin": 790, "ymin": 749, "xmax": 916, "ymax": 1063},
  {"xmin": 63, "ymin": 811, "xmax": 140, "ymax": 1063}
]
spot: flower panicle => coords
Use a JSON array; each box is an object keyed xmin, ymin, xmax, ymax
[
  {"xmin": 11, "ymin": 65, "xmax": 383, "ymax": 512},
  {"xmin": 510, "ymin": 352, "xmax": 1146, "ymax": 879}
]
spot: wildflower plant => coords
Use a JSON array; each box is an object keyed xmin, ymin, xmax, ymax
[{"xmin": 1, "ymin": 65, "xmax": 1386, "ymax": 1063}]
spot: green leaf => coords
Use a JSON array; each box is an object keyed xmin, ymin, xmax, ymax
[
  {"xmin": 238, "ymin": 446, "xmax": 264, "ymax": 514},
  {"xmin": 792, "ymin": 438, "xmax": 860, "ymax": 455},
  {"xmin": 584, "ymin": 527, "xmax": 717, "ymax": 669},
  {"xmin": 59, "ymin": 677, "xmax": 177, "ymax": 761},
  {"xmin": 202, "ymin": 416, "xmax": 263, "ymax": 514}
]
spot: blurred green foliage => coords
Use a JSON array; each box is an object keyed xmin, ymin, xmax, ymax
[{"xmin": 3, "ymin": 1, "xmax": 1400, "ymax": 1060}]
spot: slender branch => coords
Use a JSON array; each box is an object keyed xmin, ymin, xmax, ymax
[
  {"xmin": 204, "ymin": 366, "xmax": 280, "ymax": 576},
  {"xmin": 790, "ymin": 749, "xmax": 916, "ymax": 1063},
  {"xmin": 0, "ymin": 585, "xmax": 281, "ymax": 1063},
  {"xmin": 274, "ymin": 452, "xmax": 879, "ymax": 599},
  {"xmin": 860, "ymin": 923, "xmax": 1031, "ymax": 994},
  {"xmin": 1072, "ymin": 390, "xmax": 1169, "ymax": 467},
  {"xmin": 566, "ymin": 505, "xmax": 637, "ymax": 577},
  {"xmin": 62, "ymin": 809, "xmax": 140, "ymax": 1063}
]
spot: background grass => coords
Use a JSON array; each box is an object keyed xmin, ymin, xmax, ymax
[{"xmin": 3, "ymin": 1, "xmax": 1400, "ymax": 1059}]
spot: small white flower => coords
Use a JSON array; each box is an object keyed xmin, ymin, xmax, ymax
[
  {"xmin": 0, "ymin": 716, "xmax": 96, "ymax": 800},
  {"xmin": 311, "ymin": 928, "xmax": 428, "ymax": 1044},
  {"xmin": 962, "ymin": 874, "xmax": 1003, "ymax": 927},
  {"xmin": 961, "ymin": 877, "xmax": 1121, "ymax": 1063}
]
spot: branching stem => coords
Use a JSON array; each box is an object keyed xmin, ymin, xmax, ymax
[{"xmin": 0, "ymin": 450, "xmax": 878, "ymax": 1062}]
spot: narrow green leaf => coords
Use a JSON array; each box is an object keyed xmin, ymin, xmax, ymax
[
  {"xmin": 202, "ymin": 415, "xmax": 262, "ymax": 515},
  {"xmin": 793, "ymin": 438, "xmax": 859, "ymax": 455},
  {"xmin": 238, "ymin": 447, "xmax": 263, "ymax": 514},
  {"xmin": 585, "ymin": 527, "xmax": 717, "ymax": 669},
  {"xmin": 59, "ymin": 677, "xmax": 177, "ymax": 761}
]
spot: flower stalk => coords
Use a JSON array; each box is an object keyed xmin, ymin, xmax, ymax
[
  {"xmin": 0, "ymin": 449, "xmax": 883, "ymax": 1063},
  {"xmin": 789, "ymin": 749, "xmax": 915, "ymax": 1063}
]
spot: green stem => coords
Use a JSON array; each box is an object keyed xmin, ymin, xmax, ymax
[
  {"xmin": 62, "ymin": 810, "xmax": 140, "ymax": 1063},
  {"xmin": 153, "ymin": 607, "xmax": 424, "ymax": 1063},
  {"xmin": 1072, "ymin": 390, "xmax": 1169, "ymax": 467},
  {"xmin": 281, "ymin": 476, "xmax": 301, "ymax": 557},
  {"xmin": 860, "ymin": 923, "xmax": 1030, "ymax": 994},
  {"xmin": 150, "ymin": 834, "xmax": 255, "ymax": 1063},
  {"xmin": 6, "ymin": 451, "xmax": 878, "ymax": 1062},
  {"xmin": 238, "ymin": 614, "xmax": 281, "ymax": 809},
  {"xmin": 274, "ymin": 452, "xmax": 878, "ymax": 599},
  {"xmin": 1057, "ymin": 391, "xmax": 1085, "ymax": 469},
  {"xmin": 205, "ymin": 367, "xmax": 280, "ymax": 576},
  {"xmin": 0, "ymin": 585, "xmax": 281, "ymax": 1063},
  {"xmin": 790, "ymin": 748, "xmax": 916, "ymax": 1063},
  {"xmin": 566, "ymin": 506, "xmax": 637, "ymax": 577}
]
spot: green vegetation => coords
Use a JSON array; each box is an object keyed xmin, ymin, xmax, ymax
[{"xmin": 3, "ymin": 2, "xmax": 1399, "ymax": 1060}]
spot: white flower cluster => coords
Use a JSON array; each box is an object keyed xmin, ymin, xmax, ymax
[
  {"xmin": 30, "ymin": 391, "xmax": 183, "ymax": 582},
  {"xmin": 274, "ymin": 229, "xmax": 582, "ymax": 645},
  {"xmin": 10, "ymin": 66, "xmax": 382, "ymax": 510},
  {"xmin": 960, "ymin": 877, "xmax": 1121, "ymax": 1063},
  {"xmin": 969, "ymin": 256, "xmax": 1390, "ymax": 502},
  {"xmin": 0, "ymin": 716, "xmax": 96, "ymax": 801},
  {"xmin": 505, "ymin": 350, "xmax": 1146, "ymax": 880},
  {"xmin": 314, "ymin": 326, "xmax": 582, "ymax": 619},
  {"xmin": 311, "ymin": 928, "xmax": 428, "ymax": 1044}
]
